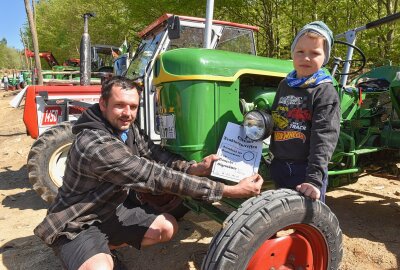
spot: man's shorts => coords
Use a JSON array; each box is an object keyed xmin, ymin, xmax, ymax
[{"xmin": 51, "ymin": 199, "xmax": 159, "ymax": 270}]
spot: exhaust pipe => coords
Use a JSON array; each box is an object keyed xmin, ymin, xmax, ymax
[
  {"xmin": 80, "ymin": 13, "xmax": 95, "ymax": 86},
  {"xmin": 203, "ymin": 0, "xmax": 214, "ymax": 49}
]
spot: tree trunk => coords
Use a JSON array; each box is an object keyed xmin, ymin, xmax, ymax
[
  {"xmin": 24, "ymin": 0, "xmax": 43, "ymax": 85},
  {"xmin": 19, "ymin": 29, "xmax": 30, "ymax": 70}
]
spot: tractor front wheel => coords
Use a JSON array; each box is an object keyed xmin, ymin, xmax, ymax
[
  {"xmin": 202, "ymin": 189, "xmax": 342, "ymax": 270},
  {"xmin": 27, "ymin": 122, "xmax": 74, "ymax": 203}
]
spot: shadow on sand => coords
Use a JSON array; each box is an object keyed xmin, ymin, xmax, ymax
[
  {"xmin": 1, "ymin": 235, "xmax": 61, "ymax": 270},
  {"xmin": 1, "ymin": 212, "xmax": 219, "ymax": 270},
  {"xmin": 0, "ymin": 164, "xmax": 47, "ymax": 211},
  {"xmin": 326, "ymin": 184, "xmax": 400, "ymax": 269}
]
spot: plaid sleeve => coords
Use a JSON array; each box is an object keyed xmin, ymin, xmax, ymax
[
  {"xmin": 84, "ymin": 130, "xmax": 223, "ymax": 202},
  {"xmin": 133, "ymin": 125, "xmax": 196, "ymax": 172}
]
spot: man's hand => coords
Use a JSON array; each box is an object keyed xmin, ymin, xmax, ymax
[
  {"xmin": 187, "ymin": 154, "xmax": 220, "ymax": 176},
  {"xmin": 296, "ymin": 183, "xmax": 321, "ymax": 200},
  {"xmin": 222, "ymin": 174, "xmax": 263, "ymax": 198}
]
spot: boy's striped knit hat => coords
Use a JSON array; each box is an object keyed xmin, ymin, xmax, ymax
[{"xmin": 291, "ymin": 21, "xmax": 333, "ymax": 65}]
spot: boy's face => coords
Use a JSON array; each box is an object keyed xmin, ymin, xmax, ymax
[
  {"xmin": 292, "ymin": 34, "xmax": 325, "ymax": 78},
  {"xmin": 99, "ymin": 86, "xmax": 140, "ymax": 132}
]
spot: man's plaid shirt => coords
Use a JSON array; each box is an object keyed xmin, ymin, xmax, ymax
[{"xmin": 34, "ymin": 122, "xmax": 224, "ymax": 245}]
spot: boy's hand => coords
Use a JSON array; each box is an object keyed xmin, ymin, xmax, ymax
[
  {"xmin": 222, "ymin": 174, "xmax": 263, "ymax": 198},
  {"xmin": 296, "ymin": 183, "xmax": 321, "ymax": 200},
  {"xmin": 187, "ymin": 154, "xmax": 220, "ymax": 176}
]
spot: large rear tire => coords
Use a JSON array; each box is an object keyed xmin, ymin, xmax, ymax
[
  {"xmin": 27, "ymin": 122, "xmax": 74, "ymax": 203},
  {"xmin": 202, "ymin": 189, "xmax": 342, "ymax": 270}
]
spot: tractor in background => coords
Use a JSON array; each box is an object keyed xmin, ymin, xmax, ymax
[{"xmin": 24, "ymin": 44, "xmax": 119, "ymax": 84}]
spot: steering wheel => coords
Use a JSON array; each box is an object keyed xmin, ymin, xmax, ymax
[{"xmin": 330, "ymin": 40, "xmax": 366, "ymax": 76}]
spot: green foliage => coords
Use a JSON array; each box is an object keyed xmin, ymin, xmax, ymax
[
  {"xmin": 24, "ymin": 0, "xmax": 400, "ymax": 69},
  {"xmin": 215, "ymin": 0, "xmax": 400, "ymax": 67},
  {"xmin": 31, "ymin": 0, "xmax": 136, "ymax": 64},
  {"xmin": 0, "ymin": 39, "xmax": 24, "ymax": 69}
]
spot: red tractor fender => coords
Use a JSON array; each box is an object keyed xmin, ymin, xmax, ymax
[{"xmin": 23, "ymin": 85, "xmax": 101, "ymax": 139}]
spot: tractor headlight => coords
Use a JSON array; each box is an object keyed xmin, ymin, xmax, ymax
[{"xmin": 243, "ymin": 110, "xmax": 274, "ymax": 141}]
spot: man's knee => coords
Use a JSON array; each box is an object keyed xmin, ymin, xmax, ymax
[
  {"xmin": 154, "ymin": 213, "xmax": 178, "ymax": 241},
  {"xmin": 161, "ymin": 213, "xmax": 179, "ymax": 240},
  {"xmin": 143, "ymin": 213, "xmax": 178, "ymax": 245},
  {"xmin": 78, "ymin": 253, "xmax": 113, "ymax": 270}
]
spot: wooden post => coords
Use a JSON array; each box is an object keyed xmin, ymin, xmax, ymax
[
  {"xmin": 19, "ymin": 29, "xmax": 30, "ymax": 69},
  {"xmin": 24, "ymin": 0, "xmax": 43, "ymax": 85}
]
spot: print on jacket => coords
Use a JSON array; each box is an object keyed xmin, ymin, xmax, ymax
[{"xmin": 272, "ymin": 95, "xmax": 311, "ymax": 143}]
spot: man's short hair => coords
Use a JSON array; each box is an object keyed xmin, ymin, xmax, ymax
[{"xmin": 101, "ymin": 76, "xmax": 143, "ymax": 102}]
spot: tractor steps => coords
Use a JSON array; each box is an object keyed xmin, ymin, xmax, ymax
[{"xmin": 350, "ymin": 147, "xmax": 382, "ymax": 155}]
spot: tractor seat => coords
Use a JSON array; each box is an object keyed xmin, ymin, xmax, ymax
[{"xmin": 356, "ymin": 78, "xmax": 390, "ymax": 92}]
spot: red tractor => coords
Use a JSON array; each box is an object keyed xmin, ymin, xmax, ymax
[{"xmin": 24, "ymin": 49, "xmax": 61, "ymax": 68}]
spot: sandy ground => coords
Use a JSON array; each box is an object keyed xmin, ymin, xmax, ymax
[{"xmin": 0, "ymin": 91, "xmax": 399, "ymax": 270}]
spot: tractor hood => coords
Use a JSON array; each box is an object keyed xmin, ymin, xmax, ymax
[{"xmin": 153, "ymin": 48, "xmax": 293, "ymax": 85}]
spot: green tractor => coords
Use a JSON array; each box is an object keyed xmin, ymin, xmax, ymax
[
  {"xmin": 151, "ymin": 48, "xmax": 342, "ymax": 269},
  {"xmin": 129, "ymin": 13, "xmax": 400, "ymax": 269},
  {"xmin": 125, "ymin": 14, "xmax": 344, "ymax": 269},
  {"xmin": 327, "ymin": 14, "xmax": 400, "ymax": 187}
]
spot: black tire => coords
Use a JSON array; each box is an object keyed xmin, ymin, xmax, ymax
[
  {"xmin": 202, "ymin": 189, "xmax": 343, "ymax": 270},
  {"xmin": 27, "ymin": 122, "xmax": 74, "ymax": 203}
]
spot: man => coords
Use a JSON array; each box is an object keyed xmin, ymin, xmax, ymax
[
  {"xmin": 2, "ymin": 73, "xmax": 8, "ymax": 90},
  {"xmin": 34, "ymin": 76, "xmax": 263, "ymax": 270}
]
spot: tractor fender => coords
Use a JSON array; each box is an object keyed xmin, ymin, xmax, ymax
[{"xmin": 22, "ymin": 85, "xmax": 101, "ymax": 139}]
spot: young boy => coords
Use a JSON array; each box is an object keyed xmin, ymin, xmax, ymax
[{"xmin": 269, "ymin": 21, "xmax": 340, "ymax": 202}]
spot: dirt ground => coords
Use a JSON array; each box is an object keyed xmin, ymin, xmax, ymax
[{"xmin": 0, "ymin": 91, "xmax": 399, "ymax": 270}]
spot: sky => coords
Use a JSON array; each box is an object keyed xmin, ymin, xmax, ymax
[{"xmin": 0, "ymin": 1, "xmax": 27, "ymax": 50}]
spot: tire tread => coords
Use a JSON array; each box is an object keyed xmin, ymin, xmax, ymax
[
  {"xmin": 27, "ymin": 122, "xmax": 74, "ymax": 203},
  {"xmin": 202, "ymin": 189, "xmax": 343, "ymax": 270}
]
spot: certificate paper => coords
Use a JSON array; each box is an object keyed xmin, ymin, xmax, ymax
[{"xmin": 211, "ymin": 122, "xmax": 263, "ymax": 182}]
